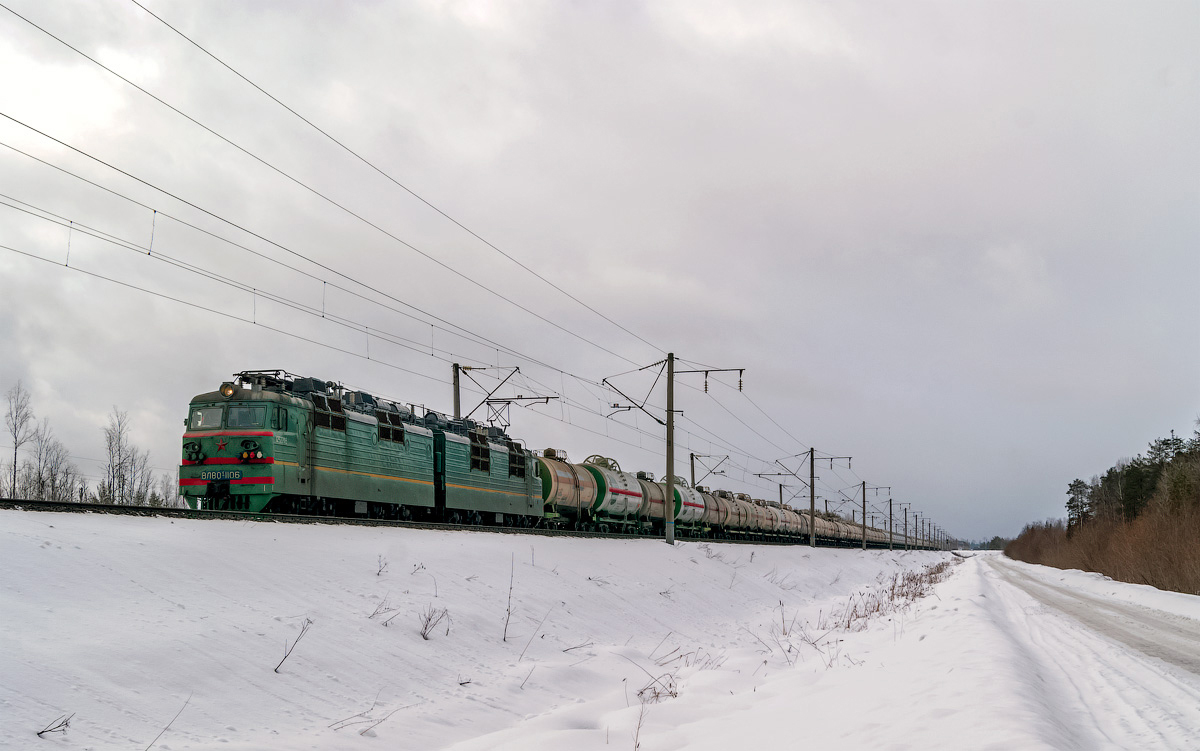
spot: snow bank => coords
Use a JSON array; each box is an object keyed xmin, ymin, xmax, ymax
[{"xmin": 1, "ymin": 510, "xmax": 945, "ymax": 750}]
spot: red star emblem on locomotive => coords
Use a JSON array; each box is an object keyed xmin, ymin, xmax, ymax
[{"xmin": 217, "ymin": 439, "xmax": 227, "ymax": 451}]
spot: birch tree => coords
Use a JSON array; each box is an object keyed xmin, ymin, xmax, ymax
[
  {"xmin": 4, "ymin": 381, "xmax": 35, "ymax": 498},
  {"xmin": 99, "ymin": 407, "xmax": 153, "ymax": 505},
  {"xmin": 20, "ymin": 419, "xmax": 83, "ymax": 502}
]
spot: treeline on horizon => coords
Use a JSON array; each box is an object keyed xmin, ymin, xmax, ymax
[
  {"xmin": 1005, "ymin": 424, "xmax": 1200, "ymax": 595},
  {"xmin": 4, "ymin": 381, "xmax": 180, "ymax": 508}
]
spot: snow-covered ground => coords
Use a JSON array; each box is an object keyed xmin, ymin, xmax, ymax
[{"xmin": 2, "ymin": 510, "xmax": 1198, "ymax": 750}]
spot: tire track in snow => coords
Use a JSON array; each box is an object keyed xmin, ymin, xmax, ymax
[
  {"xmin": 990, "ymin": 557, "xmax": 1200, "ymax": 675},
  {"xmin": 984, "ymin": 556, "xmax": 1200, "ymax": 750}
]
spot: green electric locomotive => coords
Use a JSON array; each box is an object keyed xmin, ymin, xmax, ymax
[{"xmin": 179, "ymin": 370, "xmax": 541, "ymax": 523}]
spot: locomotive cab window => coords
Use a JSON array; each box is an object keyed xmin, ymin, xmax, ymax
[
  {"xmin": 227, "ymin": 406, "xmax": 266, "ymax": 428},
  {"xmin": 189, "ymin": 406, "xmax": 223, "ymax": 430}
]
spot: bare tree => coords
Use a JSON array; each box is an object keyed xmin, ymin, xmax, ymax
[
  {"xmin": 43, "ymin": 436, "xmax": 83, "ymax": 503},
  {"xmin": 5, "ymin": 381, "xmax": 35, "ymax": 498},
  {"xmin": 99, "ymin": 407, "xmax": 154, "ymax": 505},
  {"xmin": 18, "ymin": 419, "xmax": 82, "ymax": 502},
  {"xmin": 150, "ymin": 471, "xmax": 179, "ymax": 508}
]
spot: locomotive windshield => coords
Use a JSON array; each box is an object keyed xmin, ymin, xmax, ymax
[
  {"xmin": 227, "ymin": 406, "xmax": 267, "ymax": 428},
  {"xmin": 189, "ymin": 406, "xmax": 223, "ymax": 430}
]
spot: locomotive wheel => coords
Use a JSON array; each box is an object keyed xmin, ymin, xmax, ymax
[
  {"xmin": 469, "ymin": 511, "xmax": 483, "ymax": 526},
  {"xmin": 448, "ymin": 511, "xmax": 463, "ymax": 525}
]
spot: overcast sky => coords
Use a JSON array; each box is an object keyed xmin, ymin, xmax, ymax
[{"xmin": 1, "ymin": 0, "xmax": 1196, "ymax": 540}]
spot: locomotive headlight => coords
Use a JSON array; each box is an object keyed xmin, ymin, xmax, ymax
[
  {"xmin": 220, "ymin": 382, "xmax": 236, "ymax": 398},
  {"xmin": 256, "ymin": 451, "xmax": 263, "ymax": 459},
  {"xmin": 241, "ymin": 451, "xmax": 249, "ymax": 460}
]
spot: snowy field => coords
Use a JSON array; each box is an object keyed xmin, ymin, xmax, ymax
[{"xmin": 3, "ymin": 510, "xmax": 1199, "ymax": 750}]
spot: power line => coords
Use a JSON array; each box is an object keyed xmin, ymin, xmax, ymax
[
  {"xmin": 0, "ymin": 137, "xmax": 602, "ymax": 382},
  {"xmin": 0, "ymin": 194, "xmax": 489, "ymax": 368},
  {"xmin": 0, "ymin": 18, "xmax": 888, "ymax": 501},
  {"xmin": 677, "ymin": 360, "xmax": 811, "ymax": 453},
  {"xmin": 0, "ymin": 442, "xmax": 176, "ymax": 476},
  {"xmin": 0, "ymin": 3, "xmax": 646, "ymax": 366},
  {"xmin": 0, "ymin": 108, "xmax": 816, "ymax": 497},
  {"xmin": 127, "ymin": 0, "xmax": 664, "ymax": 360},
  {"xmin": 0, "ymin": 242, "xmax": 452, "ymax": 386},
  {"xmin": 1, "ymin": 240, "xmax": 771, "ymax": 490},
  {"xmin": 1, "ymin": 188, "xmax": 730, "ymax": 470},
  {"xmin": 22, "ymin": 200, "xmax": 698, "ymax": 460},
  {"xmin": 2, "ymin": 193, "xmax": 775, "ymax": 494},
  {"xmin": 1, "ymin": 133, "xmax": 720, "ymax": 453}
]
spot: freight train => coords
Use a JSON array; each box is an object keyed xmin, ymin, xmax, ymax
[{"xmin": 180, "ymin": 370, "xmax": 930, "ymax": 548}]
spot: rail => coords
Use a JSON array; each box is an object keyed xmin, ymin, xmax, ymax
[{"xmin": 0, "ymin": 497, "xmax": 933, "ymax": 549}]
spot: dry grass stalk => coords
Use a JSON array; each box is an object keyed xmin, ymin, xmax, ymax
[
  {"xmin": 417, "ymin": 605, "xmax": 450, "ymax": 640},
  {"xmin": 503, "ymin": 553, "xmax": 515, "ymax": 641},
  {"xmin": 518, "ymin": 606, "xmax": 554, "ymax": 660},
  {"xmin": 368, "ymin": 594, "xmax": 397, "ymax": 619},
  {"xmin": 275, "ymin": 619, "xmax": 313, "ymax": 673},
  {"xmin": 37, "ymin": 713, "xmax": 74, "ymax": 738}
]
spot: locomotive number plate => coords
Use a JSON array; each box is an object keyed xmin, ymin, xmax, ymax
[{"xmin": 199, "ymin": 470, "xmax": 243, "ymax": 480}]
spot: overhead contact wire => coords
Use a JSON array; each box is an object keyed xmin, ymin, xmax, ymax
[
  {"xmin": 0, "ymin": 3, "xmax": 643, "ymax": 367},
  {"xmin": 0, "ymin": 137, "xmax": 593, "ymax": 381},
  {"xmin": 127, "ymin": 0, "xmax": 664, "ymax": 360}
]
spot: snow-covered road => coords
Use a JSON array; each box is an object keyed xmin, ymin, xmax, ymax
[
  {"xmin": 3, "ymin": 510, "xmax": 1199, "ymax": 750},
  {"xmin": 974, "ymin": 555, "xmax": 1200, "ymax": 750},
  {"xmin": 987, "ymin": 554, "xmax": 1200, "ymax": 675}
]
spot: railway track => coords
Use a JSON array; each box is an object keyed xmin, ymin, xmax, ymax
[{"xmin": 0, "ymin": 497, "xmax": 842, "ymax": 547}]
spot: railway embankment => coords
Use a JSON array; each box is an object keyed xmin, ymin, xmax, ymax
[{"xmin": 1, "ymin": 507, "xmax": 946, "ymax": 749}]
